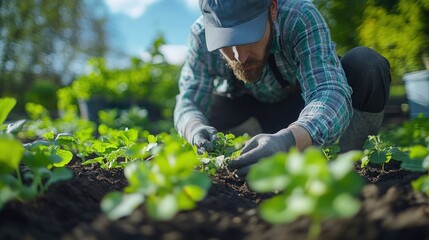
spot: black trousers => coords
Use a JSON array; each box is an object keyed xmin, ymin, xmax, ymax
[{"xmin": 209, "ymin": 46, "xmax": 391, "ymax": 134}]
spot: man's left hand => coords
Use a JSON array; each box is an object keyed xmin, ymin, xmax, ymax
[{"xmin": 228, "ymin": 129, "xmax": 296, "ymax": 177}]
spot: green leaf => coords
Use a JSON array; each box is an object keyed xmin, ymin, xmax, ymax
[
  {"xmin": 0, "ymin": 137, "xmax": 24, "ymax": 174},
  {"xmin": 53, "ymin": 149, "xmax": 73, "ymax": 167},
  {"xmin": 369, "ymin": 150, "xmax": 387, "ymax": 164},
  {"xmin": 177, "ymin": 190, "xmax": 196, "ymax": 210},
  {"xmin": 248, "ymin": 153, "xmax": 289, "ymax": 193},
  {"xmin": 0, "ymin": 98, "xmax": 16, "ymax": 125},
  {"xmin": 307, "ymin": 179, "xmax": 328, "ymax": 196},
  {"xmin": 285, "ymin": 190, "xmax": 315, "ymax": 217},
  {"xmin": 101, "ymin": 192, "xmax": 145, "ymax": 220},
  {"xmin": 0, "ymin": 183, "xmax": 19, "ymax": 209},
  {"xmin": 184, "ymin": 171, "xmax": 211, "ymax": 191},
  {"xmin": 409, "ymin": 145, "xmax": 428, "ymax": 159},
  {"xmin": 147, "ymin": 134, "xmax": 157, "ymax": 143},
  {"xmin": 330, "ymin": 151, "xmax": 361, "ymax": 180},
  {"xmin": 286, "ymin": 150, "xmax": 306, "ymax": 175},
  {"xmin": 122, "ymin": 128, "xmax": 138, "ymax": 144},
  {"xmin": 55, "ymin": 133, "xmax": 78, "ymax": 145},
  {"xmin": 124, "ymin": 162, "xmax": 155, "ymax": 195},
  {"xmin": 411, "ymin": 176, "xmax": 429, "ymax": 195},
  {"xmin": 92, "ymin": 141, "xmax": 106, "ymax": 153},
  {"xmin": 82, "ymin": 157, "xmax": 104, "ymax": 165},
  {"xmin": 259, "ymin": 195, "xmax": 290, "ymax": 224},
  {"xmin": 260, "ymin": 192, "xmax": 315, "ymax": 224},
  {"xmin": 45, "ymin": 167, "xmax": 73, "ymax": 188},
  {"xmin": 332, "ymin": 193, "xmax": 361, "ymax": 218},
  {"xmin": 43, "ymin": 131, "xmax": 55, "ymax": 141},
  {"xmin": 182, "ymin": 185, "xmax": 206, "ymax": 201},
  {"xmin": 389, "ymin": 148, "xmax": 410, "ymax": 162},
  {"xmin": 400, "ymin": 158, "xmax": 425, "ymax": 172},
  {"xmin": 423, "ymin": 155, "xmax": 429, "ymax": 169},
  {"xmin": 249, "ymin": 146, "xmax": 363, "ymax": 225},
  {"xmin": 146, "ymin": 194, "xmax": 178, "ymax": 221}
]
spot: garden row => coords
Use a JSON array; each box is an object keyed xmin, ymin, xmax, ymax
[{"xmin": 1, "ymin": 97, "xmax": 429, "ymax": 239}]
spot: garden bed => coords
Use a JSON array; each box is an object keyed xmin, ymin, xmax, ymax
[
  {"xmin": 1, "ymin": 97, "xmax": 429, "ymax": 240},
  {"xmin": 1, "ymin": 156, "xmax": 428, "ymax": 240}
]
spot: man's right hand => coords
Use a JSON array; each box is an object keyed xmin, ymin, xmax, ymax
[{"xmin": 185, "ymin": 121, "xmax": 218, "ymax": 154}]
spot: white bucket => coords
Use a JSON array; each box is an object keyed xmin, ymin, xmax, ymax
[{"xmin": 403, "ymin": 70, "xmax": 429, "ymax": 119}]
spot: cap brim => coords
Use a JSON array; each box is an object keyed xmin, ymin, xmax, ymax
[{"xmin": 204, "ymin": 8, "xmax": 268, "ymax": 52}]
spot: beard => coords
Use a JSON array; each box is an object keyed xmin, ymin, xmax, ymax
[
  {"xmin": 223, "ymin": 28, "xmax": 273, "ymax": 84},
  {"xmin": 225, "ymin": 57, "xmax": 266, "ymax": 83}
]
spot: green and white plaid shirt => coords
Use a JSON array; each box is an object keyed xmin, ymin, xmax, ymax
[{"xmin": 174, "ymin": 0, "xmax": 352, "ymax": 146}]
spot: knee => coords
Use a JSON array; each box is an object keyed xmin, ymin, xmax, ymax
[
  {"xmin": 341, "ymin": 46, "xmax": 392, "ymax": 112},
  {"xmin": 342, "ymin": 47, "xmax": 390, "ymax": 79}
]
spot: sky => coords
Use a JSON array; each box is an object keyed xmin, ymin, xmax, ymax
[{"xmin": 104, "ymin": 0, "xmax": 201, "ymax": 65}]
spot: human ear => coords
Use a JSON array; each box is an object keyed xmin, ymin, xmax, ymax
[{"xmin": 270, "ymin": 0, "xmax": 278, "ymax": 20}]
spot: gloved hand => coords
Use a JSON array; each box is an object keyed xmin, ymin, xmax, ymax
[
  {"xmin": 185, "ymin": 120, "xmax": 218, "ymax": 154},
  {"xmin": 228, "ymin": 128, "xmax": 295, "ymax": 177}
]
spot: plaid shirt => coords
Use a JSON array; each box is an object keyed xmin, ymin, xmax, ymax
[{"xmin": 174, "ymin": 0, "xmax": 352, "ymax": 146}]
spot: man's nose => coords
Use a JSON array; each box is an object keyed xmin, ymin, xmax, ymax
[{"xmin": 232, "ymin": 46, "xmax": 249, "ymax": 63}]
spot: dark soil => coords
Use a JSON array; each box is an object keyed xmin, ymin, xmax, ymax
[
  {"xmin": 1, "ymin": 154, "xmax": 429, "ymax": 240},
  {"xmin": 1, "ymin": 100, "xmax": 429, "ymax": 240}
]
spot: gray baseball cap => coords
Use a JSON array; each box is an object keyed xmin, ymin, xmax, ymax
[{"xmin": 199, "ymin": 0, "xmax": 271, "ymax": 52}]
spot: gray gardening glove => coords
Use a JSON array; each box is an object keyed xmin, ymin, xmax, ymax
[
  {"xmin": 228, "ymin": 128, "xmax": 295, "ymax": 177},
  {"xmin": 185, "ymin": 120, "xmax": 218, "ymax": 154}
]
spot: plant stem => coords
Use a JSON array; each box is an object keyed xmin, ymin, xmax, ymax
[
  {"xmin": 16, "ymin": 168, "xmax": 23, "ymax": 184},
  {"xmin": 308, "ymin": 218, "xmax": 321, "ymax": 240}
]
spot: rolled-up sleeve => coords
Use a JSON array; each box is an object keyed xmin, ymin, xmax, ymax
[
  {"xmin": 174, "ymin": 18, "xmax": 214, "ymax": 138},
  {"xmin": 286, "ymin": 2, "xmax": 353, "ymax": 146}
]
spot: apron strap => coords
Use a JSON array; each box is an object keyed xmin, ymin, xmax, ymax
[{"xmin": 268, "ymin": 54, "xmax": 300, "ymax": 93}]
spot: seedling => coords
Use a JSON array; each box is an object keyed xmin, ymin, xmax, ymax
[
  {"xmin": 0, "ymin": 98, "xmax": 73, "ymax": 209},
  {"xmin": 101, "ymin": 133, "xmax": 211, "ymax": 220},
  {"xmin": 247, "ymin": 147, "xmax": 363, "ymax": 239},
  {"xmin": 197, "ymin": 132, "xmax": 249, "ymax": 175},
  {"xmin": 361, "ymin": 135, "xmax": 426, "ymax": 172},
  {"xmin": 82, "ymin": 125, "xmax": 157, "ymax": 169}
]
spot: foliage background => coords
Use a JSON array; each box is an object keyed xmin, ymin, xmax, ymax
[
  {"xmin": 313, "ymin": 0, "xmax": 429, "ymax": 80},
  {"xmin": 0, "ymin": 0, "xmax": 114, "ymax": 113},
  {"xmin": 1, "ymin": 0, "xmax": 428, "ymax": 120}
]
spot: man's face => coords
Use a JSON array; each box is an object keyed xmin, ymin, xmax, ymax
[{"xmin": 220, "ymin": 20, "xmax": 272, "ymax": 84}]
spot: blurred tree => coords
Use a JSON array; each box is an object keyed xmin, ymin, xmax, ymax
[
  {"xmin": 359, "ymin": 0, "xmax": 429, "ymax": 78},
  {"xmin": 0, "ymin": 0, "xmax": 109, "ymax": 112}
]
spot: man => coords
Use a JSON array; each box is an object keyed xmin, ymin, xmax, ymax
[{"xmin": 174, "ymin": 0, "xmax": 391, "ymax": 176}]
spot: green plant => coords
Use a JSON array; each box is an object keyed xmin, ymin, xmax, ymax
[
  {"xmin": 411, "ymin": 152, "xmax": 429, "ymax": 194},
  {"xmin": 361, "ymin": 135, "xmax": 427, "ymax": 172},
  {"xmin": 409, "ymin": 144, "xmax": 429, "ymax": 194},
  {"xmin": 101, "ymin": 133, "xmax": 211, "ymax": 220},
  {"xmin": 56, "ymin": 54, "xmax": 180, "ymax": 134},
  {"xmin": 322, "ymin": 144, "xmax": 340, "ymax": 161},
  {"xmin": 381, "ymin": 115, "xmax": 429, "ymax": 147},
  {"xmin": 0, "ymin": 98, "xmax": 73, "ymax": 209},
  {"xmin": 81, "ymin": 124, "xmax": 156, "ymax": 169},
  {"xmin": 197, "ymin": 132, "xmax": 249, "ymax": 175},
  {"xmin": 247, "ymin": 148, "xmax": 363, "ymax": 239}
]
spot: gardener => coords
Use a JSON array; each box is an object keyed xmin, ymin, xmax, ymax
[{"xmin": 174, "ymin": 0, "xmax": 391, "ymax": 176}]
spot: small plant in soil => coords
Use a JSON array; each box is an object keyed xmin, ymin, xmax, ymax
[
  {"xmin": 82, "ymin": 125, "xmax": 157, "ymax": 169},
  {"xmin": 197, "ymin": 132, "xmax": 249, "ymax": 175},
  {"xmin": 361, "ymin": 135, "xmax": 410, "ymax": 170},
  {"xmin": 412, "ymin": 154, "xmax": 429, "ymax": 194},
  {"xmin": 0, "ymin": 98, "xmax": 73, "ymax": 209},
  {"xmin": 247, "ymin": 148, "xmax": 363, "ymax": 239},
  {"xmin": 361, "ymin": 118, "xmax": 429, "ymax": 195},
  {"xmin": 101, "ymin": 133, "xmax": 211, "ymax": 220}
]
